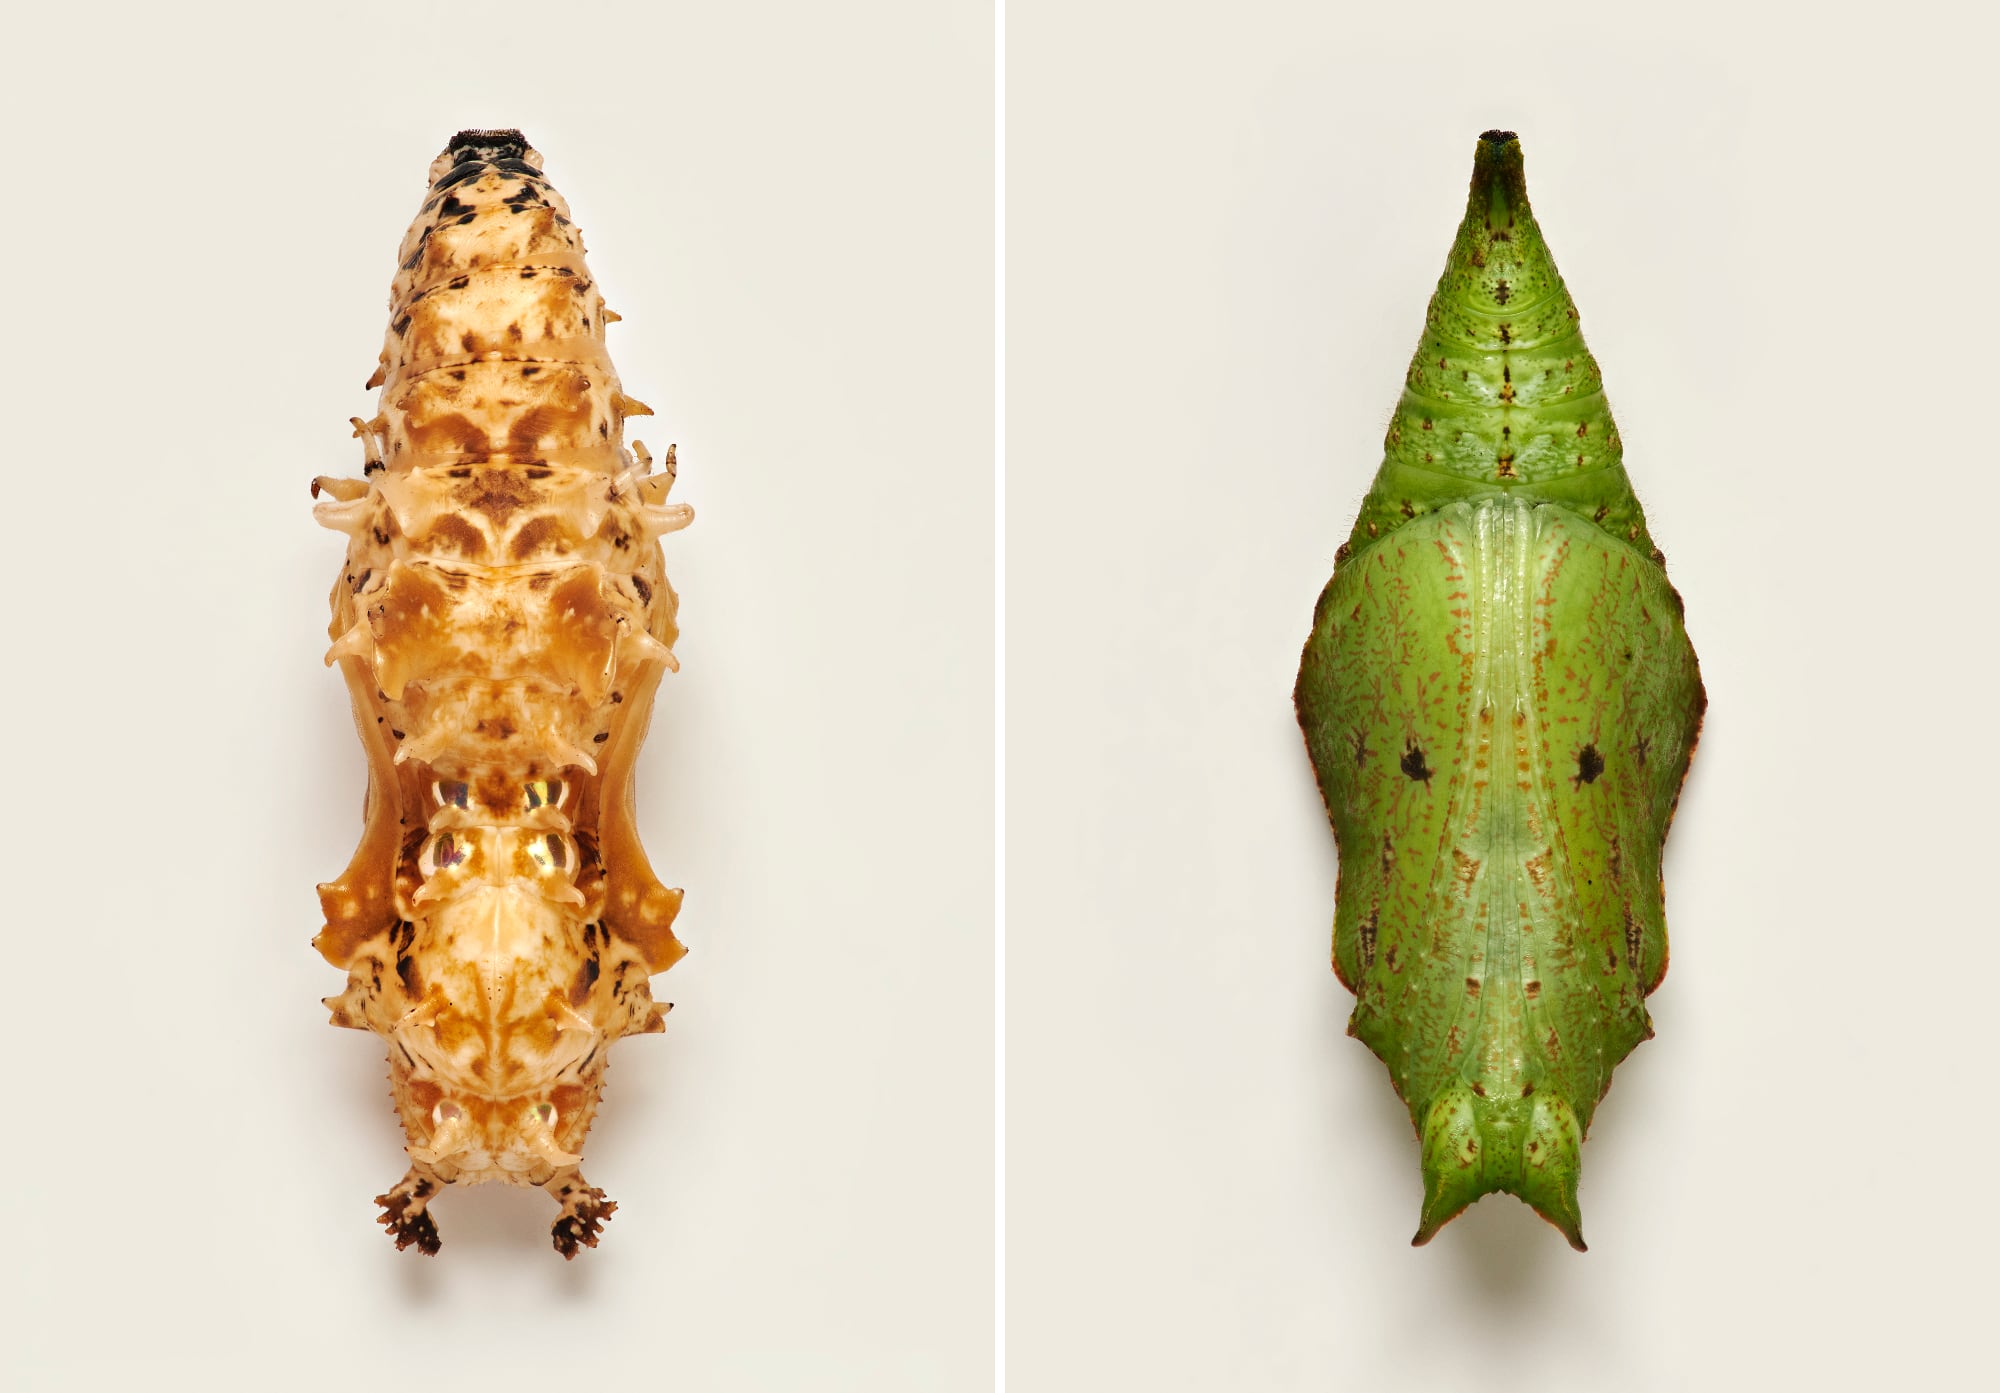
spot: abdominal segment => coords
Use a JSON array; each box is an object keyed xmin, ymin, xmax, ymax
[{"xmin": 312, "ymin": 130, "xmax": 691, "ymax": 1257}]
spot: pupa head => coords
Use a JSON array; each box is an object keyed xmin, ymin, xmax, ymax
[{"xmin": 428, "ymin": 128, "xmax": 544, "ymax": 185}]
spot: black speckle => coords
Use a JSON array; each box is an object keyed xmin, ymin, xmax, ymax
[
  {"xmin": 632, "ymin": 575, "xmax": 653, "ymax": 606},
  {"xmin": 432, "ymin": 161, "xmax": 485, "ymax": 192},
  {"xmin": 1400, "ymin": 744, "xmax": 1433, "ymax": 784},
  {"xmin": 1574, "ymin": 744, "xmax": 1605, "ymax": 788}
]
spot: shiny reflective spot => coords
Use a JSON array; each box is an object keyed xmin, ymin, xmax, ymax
[
  {"xmin": 527, "ymin": 833, "xmax": 570, "ymax": 873},
  {"xmin": 434, "ymin": 780, "xmax": 470, "ymax": 809},
  {"xmin": 523, "ymin": 778, "xmax": 566, "ymax": 810},
  {"xmin": 420, "ymin": 831, "xmax": 467, "ymax": 878}
]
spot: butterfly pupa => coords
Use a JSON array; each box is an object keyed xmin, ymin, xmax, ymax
[
  {"xmin": 313, "ymin": 130, "xmax": 692, "ymax": 1258},
  {"xmin": 1295, "ymin": 133, "xmax": 1703, "ymax": 1249}
]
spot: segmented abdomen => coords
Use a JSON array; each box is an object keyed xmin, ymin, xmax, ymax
[{"xmin": 312, "ymin": 130, "xmax": 692, "ymax": 1257}]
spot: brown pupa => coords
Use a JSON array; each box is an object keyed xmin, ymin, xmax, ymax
[{"xmin": 313, "ymin": 130, "xmax": 691, "ymax": 1257}]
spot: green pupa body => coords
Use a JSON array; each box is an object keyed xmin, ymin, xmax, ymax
[{"xmin": 1295, "ymin": 132, "xmax": 1703, "ymax": 1249}]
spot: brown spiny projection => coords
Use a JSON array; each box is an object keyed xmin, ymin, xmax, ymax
[{"xmin": 313, "ymin": 130, "xmax": 691, "ymax": 1258}]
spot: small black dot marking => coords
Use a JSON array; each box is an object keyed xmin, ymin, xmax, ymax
[
  {"xmin": 1400, "ymin": 744, "xmax": 1433, "ymax": 784},
  {"xmin": 1573, "ymin": 744, "xmax": 1605, "ymax": 788}
]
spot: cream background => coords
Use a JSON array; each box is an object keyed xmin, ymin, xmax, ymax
[
  {"xmin": 0, "ymin": 3, "xmax": 992, "ymax": 1389},
  {"xmin": 1008, "ymin": 3, "xmax": 1996, "ymax": 1390}
]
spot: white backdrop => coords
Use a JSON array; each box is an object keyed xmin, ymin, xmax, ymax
[
  {"xmin": 1008, "ymin": 3, "xmax": 1995, "ymax": 1390},
  {"xmin": 0, "ymin": 3, "xmax": 992, "ymax": 1389}
]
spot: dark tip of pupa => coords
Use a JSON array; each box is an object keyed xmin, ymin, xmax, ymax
[
  {"xmin": 1480, "ymin": 129, "xmax": 1518, "ymax": 144},
  {"xmin": 448, "ymin": 128, "xmax": 529, "ymax": 159}
]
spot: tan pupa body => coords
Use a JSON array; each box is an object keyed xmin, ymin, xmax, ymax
[{"xmin": 312, "ymin": 130, "xmax": 690, "ymax": 1257}]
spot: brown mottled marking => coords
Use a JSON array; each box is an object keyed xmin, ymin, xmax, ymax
[
  {"xmin": 421, "ymin": 514, "xmax": 487, "ymax": 559},
  {"xmin": 509, "ymin": 515, "xmax": 564, "ymax": 560},
  {"xmin": 1452, "ymin": 848, "xmax": 1480, "ymax": 897}
]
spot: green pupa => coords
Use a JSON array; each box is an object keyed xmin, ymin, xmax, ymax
[{"xmin": 1294, "ymin": 132, "xmax": 1704, "ymax": 1249}]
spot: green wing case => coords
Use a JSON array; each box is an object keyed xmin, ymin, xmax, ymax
[{"xmin": 1295, "ymin": 133, "xmax": 1704, "ymax": 1249}]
